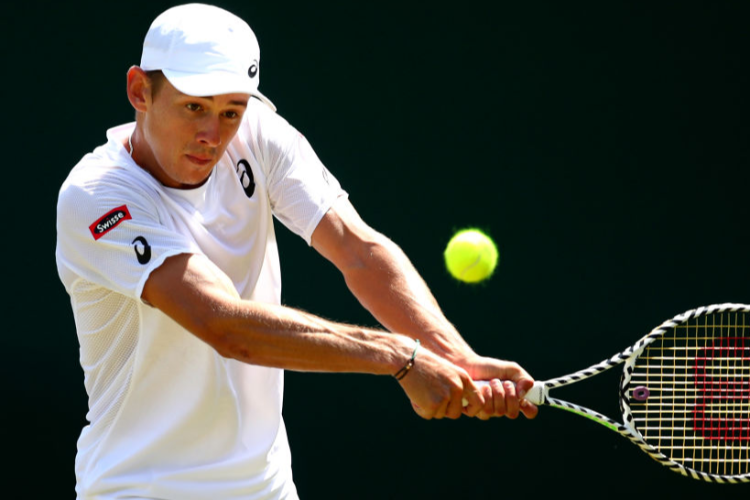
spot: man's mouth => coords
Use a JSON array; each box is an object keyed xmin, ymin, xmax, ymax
[{"xmin": 186, "ymin": 154, "xmax": 213, "ymax": 166}]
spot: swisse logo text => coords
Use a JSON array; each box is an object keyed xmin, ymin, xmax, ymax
[{"xmin": 89, "ymin": 205, "xmax": 132, "ymax": 240}]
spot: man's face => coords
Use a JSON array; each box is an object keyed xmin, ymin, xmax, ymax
[{"xmin": 140, "ymin": 77, "xmax": 249, "ymax": 189}]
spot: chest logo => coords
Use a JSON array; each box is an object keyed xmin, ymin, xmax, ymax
[
  {"xmin": 236, "ymin": 159, "xmax": 256, "ymax": 198},
  {"xmin": 89, "ymin": 205, "xmax": 132, "ymax": 240}
]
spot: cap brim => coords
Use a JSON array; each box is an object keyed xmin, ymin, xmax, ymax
[{"xmin": 162, "ymin": 69, "xmax": 277, "ymax": 112}]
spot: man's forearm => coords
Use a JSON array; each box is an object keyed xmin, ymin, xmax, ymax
[{"xmin": 337, "ymin": 233, "xmax": 475, "ymax": 362}]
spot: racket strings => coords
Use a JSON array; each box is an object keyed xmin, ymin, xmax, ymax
[{"xmin": 627, "ymin": 310, "xmax": 750, "ymax": 477}]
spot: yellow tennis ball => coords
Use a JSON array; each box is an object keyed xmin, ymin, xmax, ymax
[{"xmin": 444, "ymin": 229, "xmax": 499, "ymax": 283}]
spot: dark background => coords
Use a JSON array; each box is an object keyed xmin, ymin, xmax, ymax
[{"xmin": 4, "ymin": 0, "xmax": 749, "ymax": 498}]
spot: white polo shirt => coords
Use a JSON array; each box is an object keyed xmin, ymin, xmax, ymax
[{"xmin": 56, "ymin": 100, "xmax": 346, "ymax": 499}]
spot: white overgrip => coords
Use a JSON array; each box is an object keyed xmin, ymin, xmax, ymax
[
  {"xmin": 462, "ymin": 380, "xmax": 547, "ymax": 407},
  {"xmin": 523, "ymin": 381, "xmax": 547, "ymax": 405}
]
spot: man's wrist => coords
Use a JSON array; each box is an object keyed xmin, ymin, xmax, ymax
[{"xmin": 393, "ymin": 339, "xmax": 420, "ymax": 380}]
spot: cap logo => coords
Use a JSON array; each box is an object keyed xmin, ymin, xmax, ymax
[{"xmin": 248, "ymin": 60, "xmax": 258, "ymax": 78}]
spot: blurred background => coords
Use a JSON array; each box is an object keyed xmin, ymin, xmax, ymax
[{"xmin": 3, "ymin": 0, "xmax": 748, "ymax": 497}]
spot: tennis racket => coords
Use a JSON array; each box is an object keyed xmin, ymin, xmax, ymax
[{"xmin": 471, "ymin": 303, "xmax": 750, "ymax": 483}]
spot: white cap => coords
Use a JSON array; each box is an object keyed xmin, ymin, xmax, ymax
[{"xmin": 140, "ymin": 3, "xmax": 276, "ymax": 111}]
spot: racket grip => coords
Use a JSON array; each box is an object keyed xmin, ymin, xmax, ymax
[{"xmin": 462, "ymin": 380, "xmax": 547, "ymax": 407}]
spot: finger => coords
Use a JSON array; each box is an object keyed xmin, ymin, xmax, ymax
[
  {"xmin": 520, "ymin": 399, "xmax": 539, "ymax": 420},
  {"xmin": 460, "ymin": 382, "xmax": 485, "ymax": 418},
  {"xmin": 515, "ymin": 377, "xmax": 535, "ymax": 400},
  {"xmin": 503, "ymin": 380, "xmax": 520, "ymax": 419},
  {"xmin": 500, "ymin": 364, "xmax": 534, "ymax": 400},
  {"xmin": 446, "ymin": 386, "xmax": 467, "ymax": 420},
  {"xmin": 480, "ymin": 382, "xmax": 494, "ymax": 416},
  {"xmin": 490, "ymin": 379, "xmax": 506, "ymax": 417},
  {"xmin": 467, "ymin": 383, "xmax": 493, "ymax": 420}
]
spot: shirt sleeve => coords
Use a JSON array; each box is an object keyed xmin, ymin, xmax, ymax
[
  {"xmin": 56, "ymin": 170, "xmax": 200, "ymax": 300},
  {"xmin": 248, "ymin": 106, "xmax": 348, "ymax": 245}
]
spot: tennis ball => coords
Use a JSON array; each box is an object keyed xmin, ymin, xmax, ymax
[{"xmin": 444, "ymin": 229, "xmax": 499, "ymax": 283}]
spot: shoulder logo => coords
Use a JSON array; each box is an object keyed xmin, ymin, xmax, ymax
[
  {"xmin": 131, "ymin": 236, "xmax": 151, "ymax": 265},
  {"xmin": 89, "ymin": 205, "xmax": 132, "ymax": 240}
]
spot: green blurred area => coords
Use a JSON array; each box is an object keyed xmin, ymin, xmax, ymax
[{"xmin": 4, "ymin": 1, "xmax": 748, "ymax": 497}]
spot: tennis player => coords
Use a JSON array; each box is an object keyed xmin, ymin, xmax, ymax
[{"xmin": 55, "ymin": 4, "xmax": 537, "ymax": 499}]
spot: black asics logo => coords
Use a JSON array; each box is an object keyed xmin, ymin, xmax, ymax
[
  {"xmin": 132, "ymin": 236, "xmax": 151, "ymax": 265},
  {"xmin": 248, "ymin": 60, "xmax": 258, "ymax": 78},
  {"xmin": 236, "ymin": 159, "xmax": 255, "ymax": 198}
]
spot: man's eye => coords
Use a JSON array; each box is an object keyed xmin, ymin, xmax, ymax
[
  {"xmin": 224, "ymin": 111, "xmax": 239, "ymax": 119},
  {"xmin": 186, "ymin": 103, "xmax": 202, "ymax": 111}
]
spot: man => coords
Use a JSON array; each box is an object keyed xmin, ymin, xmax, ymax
[{"xmin": 56, "ymin": 4, "xmax": 537, "ymax": 499}]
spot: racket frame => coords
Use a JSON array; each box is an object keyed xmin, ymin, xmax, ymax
[{"xmin": 526, "ymin": 303, "xmax": 750, "ymax": 484}]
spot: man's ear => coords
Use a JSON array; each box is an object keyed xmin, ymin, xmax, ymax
[{"xmin": 126, "ymin": 66, "xmax": 152, "ymax": 112}]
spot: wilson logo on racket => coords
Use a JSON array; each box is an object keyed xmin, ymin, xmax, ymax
[
  {"xmin": 89, "ymin": 205, "xmax": 132, "ymax": 240},
  {"xmin": 693, "ymin": 337, "xmax": 750, "ymax": 441}
]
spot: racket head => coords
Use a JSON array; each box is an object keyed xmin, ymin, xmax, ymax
[{"xmin": 620, "ymin": 303, "xmax": 750, "ymax": 483}]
